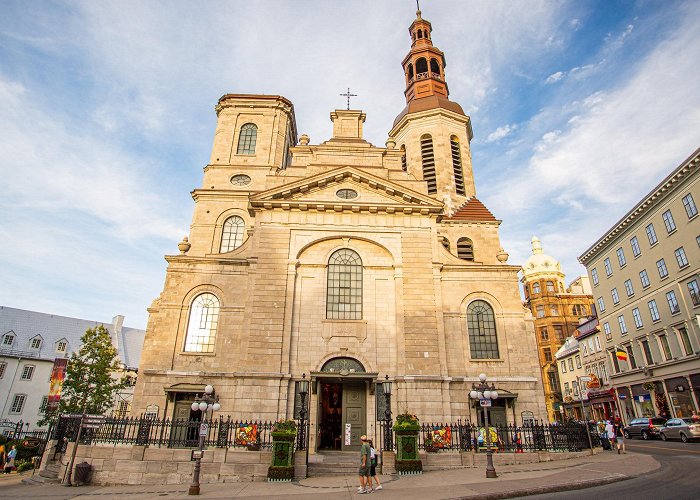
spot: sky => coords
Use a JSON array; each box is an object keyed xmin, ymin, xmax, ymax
[{"xmin": 1, "ymin": 0, "xmax": 699, "ymax": 330}]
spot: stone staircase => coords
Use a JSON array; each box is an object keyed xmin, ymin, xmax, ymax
[{"xmin": 307, "ymin": 451, "xmax": 360, "ymax": 476}]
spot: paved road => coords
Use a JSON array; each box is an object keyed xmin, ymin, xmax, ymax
[{"xmin": 521, "ymin": 439, "xmax": 700, "ymax": 500}]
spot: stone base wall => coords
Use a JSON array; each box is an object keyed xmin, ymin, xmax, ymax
[
  {"xmin": 56, "ymin": 443, "xmax": 273, "ymax": 485},
  {"xmin": 421, "ymin": 449, "xmax": 594, "ymax": 470}
]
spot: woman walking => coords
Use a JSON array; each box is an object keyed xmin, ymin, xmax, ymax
[{"xmin": 367, "ymin": 440, "xmax": 383, "ymax": 491}]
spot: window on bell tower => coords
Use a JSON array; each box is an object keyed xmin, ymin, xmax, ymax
[
  {"xmin": 457, "ymin": 237, "xmax": 474, "ymax": 261},
  {"xmin": 236, "ymin": 123, "xmax": 258, "ymax": 155},
  {"xmin": 420, "ymin": 134, "xmax": 436, "ymax": 194},
  {"xmin": 416, "ymin": 57, "xmax": 428, "ymax": 75},
  {"xmin": 430, "ymin": 58, "xmax": 440, "ymax": 77},
  {"xmin": 450, "ymin": 136, "xmax": 466, "ymax": 196}
]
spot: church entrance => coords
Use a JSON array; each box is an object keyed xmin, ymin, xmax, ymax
[{"xmin": 317, "ymin": 382, "xmax": 366, "ymax": 451}]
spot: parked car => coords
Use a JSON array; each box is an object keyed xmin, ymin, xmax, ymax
[
  {"xmin": 659, "ymin": 418, "xmax": 700, "ymax": 443},
  {"xmin": 623, "ymin": 417, "xmax": 667, "ymax": 440}
]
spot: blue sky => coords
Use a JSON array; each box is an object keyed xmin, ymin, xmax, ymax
[{"xmin": 1, "ymin": 0, "xmax": 699, "ymax": 329}]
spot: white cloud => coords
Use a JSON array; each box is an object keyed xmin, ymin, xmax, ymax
[
  {"xmin": 486, "ymin": 123, "xmax": 517, "ymax": 143},
  {"xmin": 545, "ymin": 71, "xmax": 565, "ymax": 84}
]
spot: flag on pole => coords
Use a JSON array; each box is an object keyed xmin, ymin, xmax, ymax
[{"xmin": 615, "ymin": 349, "xmax": 628, "ymax": 361}]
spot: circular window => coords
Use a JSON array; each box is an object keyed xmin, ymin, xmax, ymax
[
  {"xmin": 336, "ymin": 188, "xmax": 358, "ymax": 200},
  {"xmin": 230, "ymin": 174, "xmax": 251, "ymax": 186}
]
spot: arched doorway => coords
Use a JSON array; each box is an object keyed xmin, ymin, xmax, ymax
[{"xmin": 316, "ymin": 357, "xmax": 368, "ymax": 451}]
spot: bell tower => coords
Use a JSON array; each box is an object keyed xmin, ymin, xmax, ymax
[{"xmin": 390, "ymin": 6, "xmax": 475, "ymax": 210}]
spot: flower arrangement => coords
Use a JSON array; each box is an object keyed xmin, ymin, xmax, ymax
[
  {"xmin": 271, "ymin": 419, "xmax": 297, "ymax": 439},
  {"xmin": 393, "ymin": 411, "xmax": 420, "ymax": 432}
]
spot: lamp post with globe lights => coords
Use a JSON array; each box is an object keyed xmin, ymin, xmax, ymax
[
  {"xmin": 188, "ymin": 385, "xmax": 221, "ymax": 495},
  {"xmin": 469, "ymin": 373, "xmax": 499, "ymax": 478}
]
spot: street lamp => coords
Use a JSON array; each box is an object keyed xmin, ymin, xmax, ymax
[
  {"xmin": 381, "ymin": 375, "xmax": 392, "ymax": 451},
  {"xmin": 188, "ymin": 384, "xmax": 221, "ymax": 496},
  {"xmin": 469, "ymin": 373, "xmax": 499, "ymax": 478},
  {"xmin": 296, "ymin": 374, "xmax": 309, "ymax": 451}
]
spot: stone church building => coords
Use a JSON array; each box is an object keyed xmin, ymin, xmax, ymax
[{"xmin": 132, "ymin": 9, "xmax": 546, "ymax": 452}]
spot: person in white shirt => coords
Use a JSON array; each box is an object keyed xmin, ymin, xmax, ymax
[{"xmin": 367, "ymin": 440, "xmax": 382, "ymax": 491}]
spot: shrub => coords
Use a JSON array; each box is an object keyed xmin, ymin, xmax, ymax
[{"xmin": 393, "ymin": 411, "xmax": 419, "ymax": 431}]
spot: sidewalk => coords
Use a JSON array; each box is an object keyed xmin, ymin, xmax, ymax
[{"xmin": 9, "ymin": 451, "xmax": 659, "ymax": 499}]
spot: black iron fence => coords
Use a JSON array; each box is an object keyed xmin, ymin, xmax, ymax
[{"xmin": 53, "ymin": 415, "xmax": 277, "ymax": 450}]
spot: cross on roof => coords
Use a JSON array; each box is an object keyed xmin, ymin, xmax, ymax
[{"xmin": 339, "ymin": 88, "xmax": 357, "ymax": 110}]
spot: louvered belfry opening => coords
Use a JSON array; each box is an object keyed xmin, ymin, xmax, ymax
[
  {"xmin": 457, "ymin": 237, "xmax": 474, "ymax": 261},
  {"xmin": 421, "ymin": 134, "xmax": 437, "ymax": 194},
  {"xmin": 450, "ymin": 137, "xmax": 466, "ymax": 196},
  {"xmin": 400, "ymin": 145, "xmax": 407, "ymax": 172}
]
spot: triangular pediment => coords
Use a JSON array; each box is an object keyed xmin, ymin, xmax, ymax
[{"xmin": 250, "ymin": 166, "xmax": 443, "ymax": 215}]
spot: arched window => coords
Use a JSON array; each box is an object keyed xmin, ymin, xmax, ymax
[
  {"xmin": 420, "ymin": 134, "xmax": 437, "ymax": 194},
  {"xmin": 532, "ymin": 283, "xmax": 540, "ymax": 294},
  {"xmin": 430, "ymin": 58, "xmax": 441, "ymax": 77},
  {"xmin": 400, "ymin": 144, "xmax": 407, "ymax": 172},
  {"xmin": 220, "ymin": 216, "xmax": 245, "ymax": 252},
  {"xmin": 418, "ymin": 29, "xmax": 423, "ymax": 39},
  {"xmin": 467, "ymin": 300, "xmax": 499, "ymax": 359},
  {"xmin": 457, "ymin": 237, "xmax": 474, "ymax": 261},
  {"xmin": 326, "ymin": 249, "xmax": 362, "ymax": 320},
  {"xmin": 416, "ymin": 57, "xmax": 428, "ymax": 75},
  {"xmin": 546, "ymin": 281, "xmax": 555, "ymax": 292},
  {"xmin": 184, "ymin": 293, "xmax": 220, "ymax": 353},
  {"xmin": 450, "ymin": 136, "xmax": 466, "ymax": 196},
  {"xmin": 236, "ymin": 123, "xmax": 258, "ymax": 155},
  {"xmin": 407, "ymin": 64, "xmax": 414, "ymax": 81}
]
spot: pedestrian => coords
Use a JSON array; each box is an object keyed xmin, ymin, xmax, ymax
[
  {"xmin": 367, "ymin": 439, "xmax": 382, "ymax": 491},
  {"xmin": 605, "ymin": 420, "xmax": 615, "ymax": 451},
  {"xmin": 4, "ymin": 445, "xmax": 17, "ymax": 474},
  {"xmin": 357, "ymin": 435, "xmax": 371, "ymax": 494},
  {"xmin": 614, "ymin": 420, "xmax": 626, "ymax": 454}
]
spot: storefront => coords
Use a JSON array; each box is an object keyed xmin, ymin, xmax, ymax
[
  {"xmin": 615, "ymin": 386, "xmax": 634, "ymax": 423},
  {"xmin": 665, "ymin": 377, "xmax": 697, "ymax": 417},
  {"xmin": 587, "ymin": 389, "xmax": 617, "ymax": 421},
  {"xmin": 631, "ymin": 383, "xmax": 654, "ymax": 417}
]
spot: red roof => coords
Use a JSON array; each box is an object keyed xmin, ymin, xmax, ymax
[{"xmin": 443, "ymin": 197, "xmax": 498, "ymax": 222}]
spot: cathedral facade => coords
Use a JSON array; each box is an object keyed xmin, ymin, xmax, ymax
[{"xmin": 132, "ymin": 10, "xmax": 546, "ymax": 452}]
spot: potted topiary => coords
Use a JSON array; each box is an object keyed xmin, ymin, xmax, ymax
[
  {"xmin": 393, "ymin": 411, "xmax": 422, "ymax": 474},
  {"xmin": 268, "ymin": 419, "xmax": 298, "ymax": 482}
]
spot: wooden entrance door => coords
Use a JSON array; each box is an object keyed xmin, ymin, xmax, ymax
[{"xmin": 342, "ymin": 383, "xmax": 366, "ymax": 451}]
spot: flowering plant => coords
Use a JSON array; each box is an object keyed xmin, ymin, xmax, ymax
[
  {"xmin": 393, "ymin": 411, "xmax": 420, "ymax": 431},
  {"xmin": 272, "ymin": 419, "xmax": 297, "ymax": 434}
]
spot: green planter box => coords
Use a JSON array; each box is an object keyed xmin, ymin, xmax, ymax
[
  {"xmin": 268, "ymin": 435, "xmax": 296, "ymax": 481},
  {"xmin": 395, "ymin": 432, "xmax": 419, "ymax": 461}
]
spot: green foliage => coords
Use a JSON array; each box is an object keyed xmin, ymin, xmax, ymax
[
  {"xmin": 39, "ymin": 325, "xmax": 127, "ymax": 425},
  {"xmin": 15, "ymin": 459, "xmax": 34, "ymax": 472},
  {"xmin": 272, "ymin": 419, "xmax": 297, "ymax": 434},
  {"xmin": 393, "ymin": 411, "xmax": 420, "ymax": 431}
]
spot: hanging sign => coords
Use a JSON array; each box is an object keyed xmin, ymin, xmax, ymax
[{"xmin": 345, "ymin": 423, "xmax": 352, "ymax": 445}]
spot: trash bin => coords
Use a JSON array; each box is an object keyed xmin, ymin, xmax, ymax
[{"xmin": 74, "ymin": 461, "xmax": 93, "ymax": 485}]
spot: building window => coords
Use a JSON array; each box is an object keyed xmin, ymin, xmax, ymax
[
  {"xmin": 610, "ymin": 351, "xmax": 621, "ymax": 373},
  {"xmin": 626, "ymin": 345, "xmax": 638, "ymax": 369},
  {"xmin": 10, "ymin": 394, "xmax": 26, "ymax": 414},
  {"xmin": 603, "ymin": 322, "xmax": 611, "ymax": 341},
  {"xmin": 591, "ymin": 268, "xmax": 599, "ymax": 286},
  {"xmin": 457, "ymin": 237, "xmax": 474, "ymax": 261},
  {"xmin": 115, "ymin": 400, "xmax": 130, "ymax": 418},
  {"xmin": 550, "ymin": 304, "xmax": 559, "ymax": 316},
  {"xmin": 666, "ymin": 290, "xmax": 680, "ymax": 314},
  {"xmin": 678, "ymin": 327, "xmax": 694, "ymax": 356},
  {"xmin": 589, "ymin": 338, "xmax": 595, "ymax": 353},
  {"xmin": 543, "ymin": 348, "xmax": 552, "ymax": 363},
  {"xmin": 683, "ymin": 193, "xmax": 698, "ymax": 218},
  {"xmin": 546, "ymin": 281, "xmax": 555, "ymax": 292},
  {"xmin": 220, "ymin": 216, "xmax": 245, "ymax": 253},
  {"xmin": 400, "ymin": 145, "xmax": 407, "ymax": 172},
  {"xmin": 656, "ymin": 258, "xmax": 668, "ymax": 279},
  {"xmin": 536, "ymin": 305, "xmax": 545, "ymax": 318},
  {"xmin": 611, "ymin": 288, "xmax": 620, "ymax": 305},
  {"xmin": 450, "ymin": 137, "xmax": 466, "ymax": 196},
  {"xmin": 540, "ymin": 327, "xmax": 549, "ymax": 341},
  {"xmin": 646, "ymin": 223, "xmax": 658, "ymax": 245},
  {"xmin": 674, "ymin": 247, "xmax": 689, "ymax": 268},
  {"xmin": 597, "ymin": 297, "xmax": 606, "ymax": 313},
  {"xmin": 639, "ymin": 269, "xmax": 650, "ymax": 288},
  {"xmin": 532, "ymin": 283, "xmax": 540, "ymax": 294},
  {"xmin": 30, "ymin": 338, "xmax": 41, "ymax": 349},
  {"xmin": 39, "ymin": 396, "xmax": 48, "ymax": 414},
  {"xmin": 595, "ymin": 336, "xmax": 602, "ymax": 351},
  {"xmin": 616, "ymin": 248, "xmax": 626, "ymax": 267},
  {"xmin": 658, "ymin": 335, "xmax": 673, "ymax": 361},
  {"xmin": 648, "ymin": 299, "xmax": 660, "ymax": 321},
  {"xmin": 554, "ymin": 325, "xmax": 564, "ymax": 340},
  {"xmin": 641, "ymin": 339, "xmax": 654, "ymax": 364},
  {"xmin": 564, "ymin": 382, "xmax": 570, "ymax": 395},
  {"xmin": 630, "ymin": 236, "xmax": 641, "ymax": 257},
  {"xmin": 327, "ymin": 249, "xmax": 363, "ymax": 320},
  {"xmin": 3, "ymin": 334, "xmax": 14, "ymax": 346},
  {"xmin": 336, "ymin": 188, "xmax": 358, "ymax": 200},
  {"xmin": 688, "ymin": 280, "xmax": 700, "ymax": 306},
  {"xmin": 575, "ymin": 355, "xmax": 581, "ymax": 368},
  {"xmin": 184, "ymin": 293, "xmax": 220, "ymax": 353},
  {"xmin": 20, "ymin": 365, "xmax": 34, "ymax": 380},
  {"xmin": 573, "ymin": 380, "xmax": 580, "ymax": 396},
  {"xmin": 618, "ymin": 315, "xmax": 628, "ymax": 335},
  {"xmin": 599, "ymin": 362, "xmax": 608, "ymax": 381},
  {"xmin": 230, "ymin": 174, "xmax": 251, "ymax": 186},
  {"xmin": 467, "ymin": 300, "xmax": 500, "ymax": 359},
  {"xmin": 624, "ymin": 279, "xmax": 634, "ymax": 298},
  {"xmin": 560, "ymin": 361, "xmax": 567, "ymax": 373},
  {"xmin": 568, "ymin": 358, "xmax": 574, "ymax": 371},
  {"xmin": 548, "ymin": 371, "xmax": 559, "ymax": 393},
  {"xmin": 420, "ymin": 134, "xmax": 437, "ymax": 194},
  {"xmin": 572, "ymin": 304, "xmax": 587, "ymax": 316},
  {"xmin": 662, "ymin": 209, "xmax": 676, "ymax": 233},
  {"xmin": 236, "ymin": 123, "xmax": 258, "ymax": 155},
  {"xmin": 56, "ymin": 341, "xmax": 67, "ymax": 353},
  {"xmin": 604, "ymin": 258, "xmax": 613, "ymax": 277},
  {"xmin": 0, "ymin": 362, "xmax": 5, "ymax": 379},
  {"xmin": 632, "ymin": 308, "xmax": 643, "ymax": 328}
]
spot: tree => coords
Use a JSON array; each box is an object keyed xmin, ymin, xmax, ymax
[{"xmin": 40, "ymin": 325, "xmax": 128, "ymax": 424}]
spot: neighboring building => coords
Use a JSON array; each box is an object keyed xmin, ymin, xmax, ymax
[
  {"xmin": 555, "ymin": 336, "xmax": 586, "ymax": 420},
  {"xmin": 0, "ymin": 306, "xmax": 145, "ymax": 429},
  {"xmin": 132, "ymin": 8, "xmax": 547, "ymax": 453},
  {"xmin": 579, "ymin": 147, "xmax": 700, "ymax": 423},
  {"xmin": 573, "ymin": 317, "xmax": 615, "ymax": 421},
  {"xmin": 521, "ymin": 237, "xmax": 596, "ymax": 422}
]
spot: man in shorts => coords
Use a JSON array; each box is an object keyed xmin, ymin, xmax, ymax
[{"xmin": 357, "ymin": 435, "xmax": 371, "ymax": 493}]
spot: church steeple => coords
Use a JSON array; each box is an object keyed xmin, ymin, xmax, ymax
[{"xmin": 402, "ymin": 8, "xmax": 449, "ymax": 103}]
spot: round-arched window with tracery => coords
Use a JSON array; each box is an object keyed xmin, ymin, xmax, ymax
[{"xmin": 321, "ymin": 357, "xmax": 365, "ymax": 373}]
